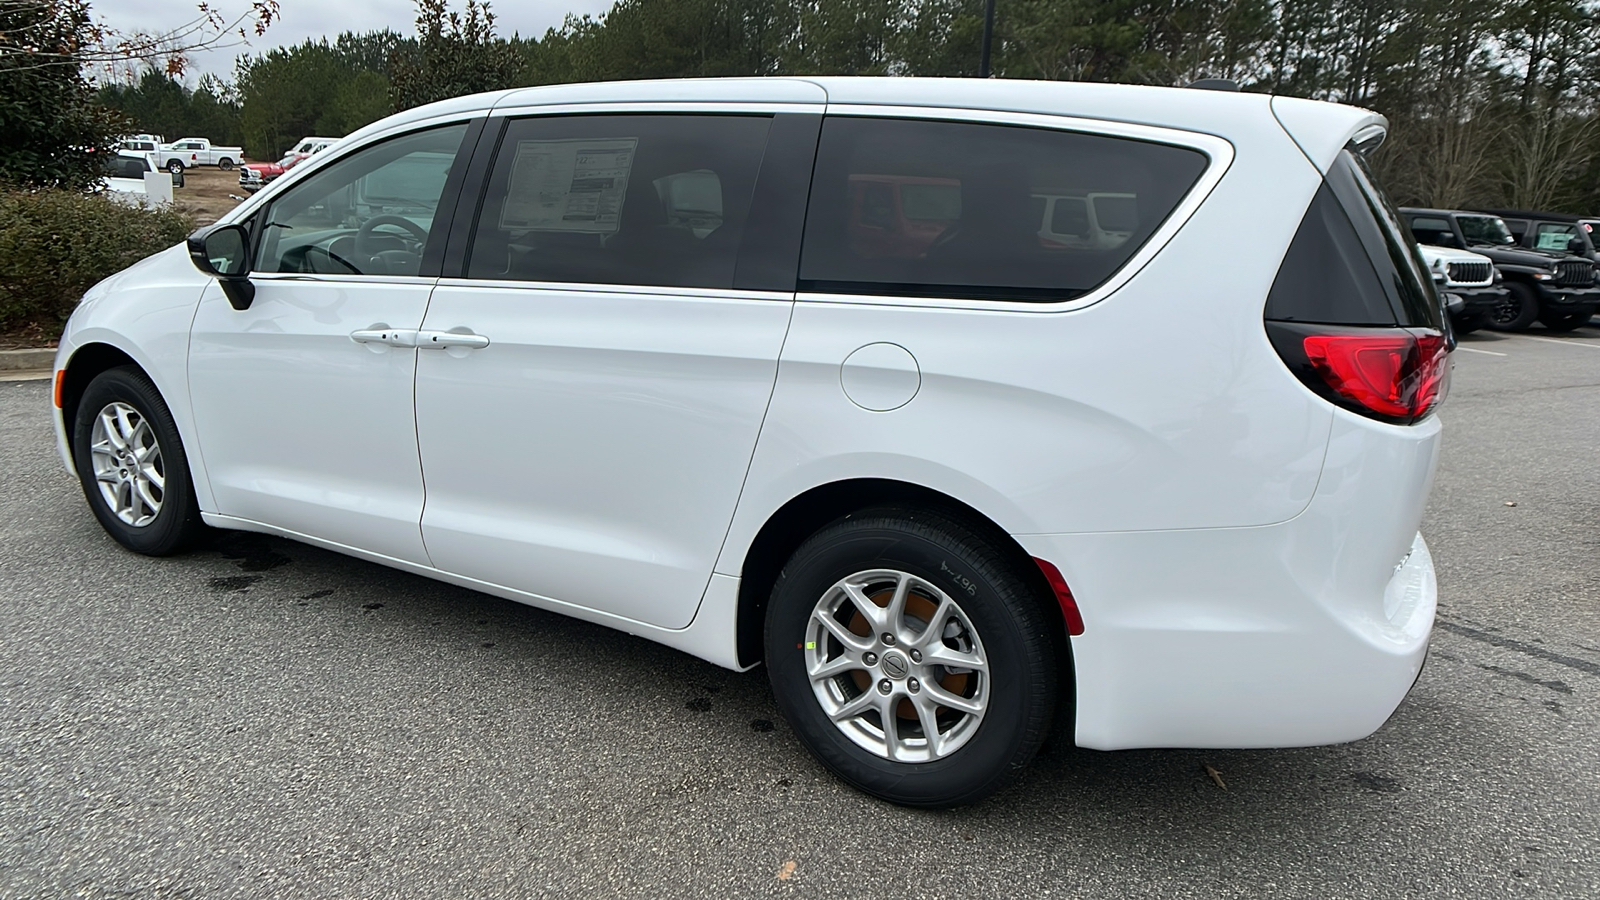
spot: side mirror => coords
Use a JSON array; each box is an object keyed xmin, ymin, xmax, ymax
[
  {"xmin": 171, "ymin": 170, "xmax": 185, "ymax": 189},
  {"xmin": 186, "ymin": 223, "xmax": 255, "ymax": 310},
  {"xmin": 1569, "ymin": 237, "xmax": 1585, "ymax": 255}
]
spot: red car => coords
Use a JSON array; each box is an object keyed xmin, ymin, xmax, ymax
[{"xmin": 238, "ymin": 136, "xmax": 339, "ymax": 192}]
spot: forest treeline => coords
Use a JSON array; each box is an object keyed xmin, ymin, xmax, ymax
[{"xmin": 98, "ymin": 0, "xmax": 1600, "ymax": 213}]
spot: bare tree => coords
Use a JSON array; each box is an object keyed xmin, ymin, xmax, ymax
[{"xmin": 0, "ymin": 0, "xmax": 279, "ymax": 77}]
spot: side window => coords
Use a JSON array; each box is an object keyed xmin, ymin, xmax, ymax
[
  {"xmin": 1535, "ymin": 223, "xmax": 1577, "ymax": 252},
  {"xmin": 1407, "ymin": 216, "xmax": 1453, "ymax": 246},
  {"xmin": 799, "ymin": 117, "xmax": 1209, "ymax": 302},
  {"xmin": 465, "ymin": 115, "xmax": 771, "ymax": 290},
  {"xmin": 255, "ymin": 124, "xmax": 468, "ymax": 277}
]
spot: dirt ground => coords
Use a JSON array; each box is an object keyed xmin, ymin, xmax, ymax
[{"xmin": 172, "ymin": 165, "xmax": 250, "ymax": 225}]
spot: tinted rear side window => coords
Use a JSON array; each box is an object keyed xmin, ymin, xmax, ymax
[
  {"xmin": 1266, "ymin": 149, "xmax": 1441, "ymax": 329},
  {"xmin": 798, "ymin": 117, "xmax": 1209, "ymax": 302},
  {"xmin": 465, "ymin": 115, "xmax": 770, "ymax": 290}
]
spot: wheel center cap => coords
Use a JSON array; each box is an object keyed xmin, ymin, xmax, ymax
[{"xmin": 880, "ymin": 651, "xmax": 910, "ymax": 680}]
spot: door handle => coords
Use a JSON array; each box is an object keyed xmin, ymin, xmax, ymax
[
  {"xmin": 417, "ymin": 330, "xmax": 490, "ymax": 350},
  {"xmin": 350, "ymin": 328, "xmax": 418, "ymax": 347}
]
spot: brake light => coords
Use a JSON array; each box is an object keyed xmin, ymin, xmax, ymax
[{"xmin": 1266, "ymin": 323, "xmax": 1450, "ymax": 425}]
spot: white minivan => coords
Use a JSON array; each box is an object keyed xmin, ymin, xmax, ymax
[{"xmin": 52, "ymin": 78, "xmax": 1447, "ymax": 807}]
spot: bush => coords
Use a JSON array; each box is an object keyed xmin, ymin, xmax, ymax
[{"xmin": 0, "ymin": 190, "xmax": 195, "ymax": 339}]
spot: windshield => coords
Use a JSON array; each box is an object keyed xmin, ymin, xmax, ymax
[{"xmin": 1457, "ymin": 215, "xmax": 1515, "ymax": 246}]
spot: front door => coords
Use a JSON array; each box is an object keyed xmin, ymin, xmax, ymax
[
  {"xmin": 413, "ymin": 112, "xmax": 796, "ymax": 629},
  {"xmin": 188, "ymin": 123, "xmax": 471, "ymax": 564}
]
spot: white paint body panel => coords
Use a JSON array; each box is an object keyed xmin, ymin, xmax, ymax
[
  {"xmin": 52, "ymin": 77, "xmax": 1438, "ymax": 752},
  {"xmin": 187, "ymin": 276, "xmax": 433, "ymax": 564},
  {"xmin": 413, "ymin": 282, "xmax": 793, "ymax": 629}
]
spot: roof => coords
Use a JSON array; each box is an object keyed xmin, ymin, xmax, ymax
[{"xmin": 341, "ymin": 76, "xmax": 1382, "ymax": 171}]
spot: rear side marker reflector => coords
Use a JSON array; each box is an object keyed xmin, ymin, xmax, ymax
[{"xmin": 1032, "ymin": 557, "xmax": 1085, "ymax": 636}]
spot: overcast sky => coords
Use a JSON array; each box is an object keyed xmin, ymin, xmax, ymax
[{"xmin": 94, "ymin": 0, "xmax": 614, "ymax": 80}]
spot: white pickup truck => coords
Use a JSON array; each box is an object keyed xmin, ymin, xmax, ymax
[{"xmin": 160, "ymin": 138, "xmax": 243, "ymax": 173}]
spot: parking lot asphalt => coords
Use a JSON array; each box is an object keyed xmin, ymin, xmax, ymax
[{"xmin": 3, "ymin": 327, "xmax": 1598, "ymax": 899}]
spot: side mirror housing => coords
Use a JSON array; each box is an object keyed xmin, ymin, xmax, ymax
[
  {"xmin": 186, "ymin": 223, "xmax": 255, "ymax": 310},
  {"xmin": 171, "ymin": 170, "xmax": 185, "ymax": 188}
]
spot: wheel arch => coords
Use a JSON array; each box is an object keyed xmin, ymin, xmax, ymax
[
  {"xmin": 59, "ymin": 342, "xmax": 142, "ymax": 454},
  {"xmin": 732, "ymin": 477, "xmax": 1072, "ymax": 672}
]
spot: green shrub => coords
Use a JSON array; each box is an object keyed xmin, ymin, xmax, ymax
[{"xmin": 0, "ymin": 189, "xmax": 195, "ymax": 339}]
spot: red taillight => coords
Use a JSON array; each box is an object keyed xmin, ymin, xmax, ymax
[{"xmin": 1301, "ymin": 331, "xmax": 1449, "ymax": 422}]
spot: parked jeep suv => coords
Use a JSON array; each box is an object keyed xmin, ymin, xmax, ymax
[
  {"xmin": 1481, "ymin": 208, "xmax": 1599, "ymax": 262},
  {"xmin": 1417, "ymin": 244, "xmax": 1504, "ymax": 334},
  {"xmin": 1401, "ymin": 208, "xmax": 1599, "ymax": 330},
  {"xmin": 55, "ymin": 78, "xmax": 1445, "ymax": 807}
]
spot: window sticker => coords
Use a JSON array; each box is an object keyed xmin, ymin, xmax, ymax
[{"xmin": 500, "ymin": 138, "xmax": 638, "ymax": 233}]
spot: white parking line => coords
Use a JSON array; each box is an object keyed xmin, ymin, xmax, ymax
[
  {"xmin": 1517, "ymin": 335, "xmax": 1600, "ymax": 350},
  {"xmin": 1456, "ymin": 347, "xmax": 1508, "ymax": 357}
]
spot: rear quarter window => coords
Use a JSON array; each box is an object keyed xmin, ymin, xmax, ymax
[
  {"xmin": 1268, "ymin": 150, "xmax": 1439, "ymax": 328},
  {"xmin": 798, "ymin": 116, "xmax": 1209, "ymax": 303}
]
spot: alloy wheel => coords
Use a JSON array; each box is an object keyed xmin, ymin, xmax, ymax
[
  {"xmin": 804, "ymin": 568, "xmax": 989, "ymax": 763},
  {"xmin": 89, "ymin": 401, "xmax": 165, "ymax": 527}
]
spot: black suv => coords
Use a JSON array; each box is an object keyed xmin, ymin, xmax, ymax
[
  {"xmin": 1470, "ymin": 208, "xmax": 1599, "ymax": 263},
  {"xmin": 1401, "ymin": 208, "xmax": 1600, "ymax": 331}
]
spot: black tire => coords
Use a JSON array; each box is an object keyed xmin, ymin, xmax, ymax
[
  {"xmin": 1539, "ymin": 310, "xmax": 1593, "ymax": 332},
  {"xmin": 764, "ymin": 507, "xmax": 1060, "ymax": 808},
  {"xmin": 217, "ymin": 157, "xmax": 233, "ymax": 170},
  {"xmin": 1488, "ymin": 282, "xmax": 1540, "ymax": 331},
  {"xmin": 165, "ymin": 159, "xmax": 185, "ymax": 175},
  {"xmin": 72, "ymin": 366, "xmax": 205, "ymax": 556}
]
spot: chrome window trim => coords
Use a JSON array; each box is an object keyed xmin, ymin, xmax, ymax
[
  {"xmin": 488, "ymin": 100, "xmax": 827, "ymax": 119},
  {"xmin": 248, "ymin": 273, "xmax": 441, "ymax": 288},
  {"xmin": 798, "ymin": 103, "xmax": 1236, "ymax": 314},
  {"xmin": 433, "ymin": 277, "xmax": 792, "ymax": 304}
]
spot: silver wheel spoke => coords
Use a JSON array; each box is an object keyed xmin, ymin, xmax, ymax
[
  {"xmin": 100, "ymin": 414, "xmax": 128, "ymax": 452},
  {"xmin": 925, "ymin": 681, "xmax": 983, "ymax": 716},
  {"xmin": 828, "ymin": 691, "xmax": 876, "ymax": 723},
  {"xmin": 909, "ymin": 596, "xmax": 957, "ymax": 648},
  {"xmin": 924, "ymin": 643, "xmax": 988, "ymax": 673},
  {"xmin": 113, "ymin": 406, "xmax": 137, "ymax": 445},
  {"xmin": 95, "ymin": 467, "xmax": 120, "ymax": 484},
  {"xmin": 128, "ymin": 418, "xmax": 151, "ymax": 452},
  {"xmin": 814, "ymin": 609, "xmax": 873, "ymax": 652},
  {"xmin": 884, "ymin": 572, "xmax": 912, "ymax": 637},
  {"xmin": 808, "ymin": 653, "xmax": 861, "ymax": 682},
  {"xmin": 840, "ymin": 582, "xmax": 886, "ymax": 630},
  {"xmin": 912, "ymin": 693, "xmax": 944, "ymax": 757},
  {"xmin": 879, "ymin": 693, "xmax": 907, "ymax": 761},
  {"xmin": 134, "ymin": 480, "xmax": 161, "ymax": 517}
]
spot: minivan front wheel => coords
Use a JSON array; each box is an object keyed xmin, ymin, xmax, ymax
[
  {"xmin": 72, "ymin": 367, "xmax": 204, "ymax": 555},
  {"xmin": 765, "ymin": 508, "xmax": 1059, "ymax": 807}
]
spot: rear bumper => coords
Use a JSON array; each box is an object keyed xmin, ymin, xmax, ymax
[{"xmin": 1019, "ymin": 410, "xmax": 1440, "ymax": 750}]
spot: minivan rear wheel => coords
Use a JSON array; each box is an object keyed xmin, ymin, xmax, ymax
[
  {"xmin": 72, "ymin": 367, "xmax": 205, "ymax": 556},
  {"xmin": 764, "ymin": 507, "xmax": 1058, "ymax": 807}
]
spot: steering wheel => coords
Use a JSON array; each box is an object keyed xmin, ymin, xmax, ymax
[{"xmin": 354, "ymin": 214, "xmax": 429, "ymax": 258}]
